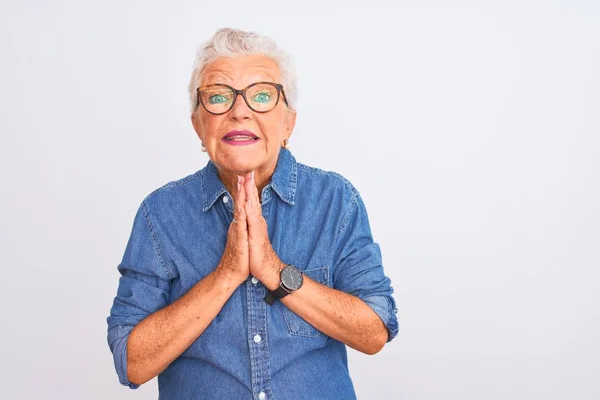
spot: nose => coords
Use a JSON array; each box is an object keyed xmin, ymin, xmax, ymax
[{"xmin": 229, "ymin": 93, "xmax": 253, "ymax": 121}]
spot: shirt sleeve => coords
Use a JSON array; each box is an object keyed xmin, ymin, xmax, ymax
[
  {"xmin": 332, "ymin": 188, "xmax": 399, "ymax": 343},
  {"xmin": 106, "ymin": 200, "xmax": 174, "ymax": 388}
]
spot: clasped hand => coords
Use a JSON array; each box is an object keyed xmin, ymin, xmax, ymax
[{"xmin": 218, "ymin": 171, "xmax": 283, "ymax": 286}]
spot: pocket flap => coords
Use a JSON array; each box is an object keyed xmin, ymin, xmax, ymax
[{"xmin": 301, "ymin": 266, "xmax": 329, "ymax": 286}]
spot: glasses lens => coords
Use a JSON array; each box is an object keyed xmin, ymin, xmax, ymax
[
  {"xmin": 246, "ymin": 83, "xmax": 279, "ymax": 112},
  {"xmin": 200, "ymin": 85, "xmax": 234, "ymax": 114}
]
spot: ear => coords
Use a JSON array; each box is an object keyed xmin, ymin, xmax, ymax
[
  {"xmin": 284, "ymin": 109, "xmax": 297, "ymax": 140},
  {"xmin": 191, "ymin": 111, "xmax": 204, "ymax": 142}
]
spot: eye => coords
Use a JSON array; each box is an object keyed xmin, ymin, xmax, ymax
[
  {"xmin": 250, "ymin": 91, "xmax": 272, "ymax": 103},
  {"xmin": 209, "ymin": 94, "xmax": 229, "ymax": 104}
]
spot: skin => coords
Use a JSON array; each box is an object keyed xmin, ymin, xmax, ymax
[
  {"xmin": 126, "ymin": 54, "xmax": 389, "ymax": 386},
  {"xmin": 191, "ymin": 54, "xmax": 296, "ymax": 199}
]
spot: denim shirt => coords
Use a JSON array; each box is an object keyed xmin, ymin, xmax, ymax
[{"xmin": 106, "ymin": 148, "xmax": 399, "ymax": 400}]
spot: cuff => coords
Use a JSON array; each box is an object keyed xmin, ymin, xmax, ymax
[
  {"xmin": 107, "ymin": 325, "xmax": 140, "ymax": 389},
  {"xmin": 361, "ymin": 295, "xmax": 399, "ymax": 343}
]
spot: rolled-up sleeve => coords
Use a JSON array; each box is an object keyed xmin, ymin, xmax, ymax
[
  {"xmin": 106, "ymin": 200, "xmax": 174, "ymax": 388},
  {"xmin": 332, "ymin": 189, "xmax": 399, "ymax": 343}
]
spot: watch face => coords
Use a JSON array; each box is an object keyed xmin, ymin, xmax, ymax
[{"xmin": 281, "ymin": 265, "xmax": 303, "ymax": 291}]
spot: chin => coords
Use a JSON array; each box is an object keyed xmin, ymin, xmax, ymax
[
  {"xmin": 217, "ymin": 148, "xmax": 264, "ymax": 171},
  {"xmin": 220, "ymin": 157, "xmax": 261, "ymax": 174}
]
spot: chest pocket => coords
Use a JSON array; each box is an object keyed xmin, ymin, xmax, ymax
[{"xmin": 278, "ymin": 266, "xmax": 330, "ymax": 338}]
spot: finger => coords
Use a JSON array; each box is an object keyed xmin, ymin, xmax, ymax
[
  {"xmin": 233, "ymin": 175, "xmax": 248, "ymax": 231},
  {"xmin": 243, "ymin": 171, "xmax": 257, "ymax": 222},
  {"xmin": 244, "ymin": 171, "xmax": 266, "ymax": 239},
  {"xmin": 244, "ymin": 171, "xmax": 261, "ymax": 217}
]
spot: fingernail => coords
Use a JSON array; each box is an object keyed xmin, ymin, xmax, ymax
[
  {"xmin": 251, "ymin": 170, "xmax": 255, "ymax": 182},
  {"xmin": 237, "ymin": 175, "xmax": 241, "ymax": 184},
  {"xmin": 237, "ymin": 181, "xmax": 240, "ymax": 191}
]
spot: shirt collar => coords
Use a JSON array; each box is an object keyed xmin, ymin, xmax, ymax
[{"xmin": 201, "ymin": 147, "xmax": 297, "ymax": 212}]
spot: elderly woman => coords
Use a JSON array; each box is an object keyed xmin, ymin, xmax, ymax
[{"xmin": 107, "ymin": 28, "xmax": 398, "ymax": 399}]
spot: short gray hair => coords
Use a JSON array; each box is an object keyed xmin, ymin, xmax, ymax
[{"xmin": 188, "ymin": 28, "xmax": 297, "ymax": 113}]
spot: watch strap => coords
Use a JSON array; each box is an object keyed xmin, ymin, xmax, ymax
[{"xmin": 264, "ymin": 284, "xmax": 291, "ymax": 305}]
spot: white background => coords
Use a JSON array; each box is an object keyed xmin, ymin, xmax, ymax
[{"xmin": 1, "ymin": 1, "xmax": 599, "ymax": 399}]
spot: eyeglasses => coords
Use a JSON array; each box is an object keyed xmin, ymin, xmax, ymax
[{"xmin": 196, "ymin": 82, "xmax": 289, "ymax": 115}]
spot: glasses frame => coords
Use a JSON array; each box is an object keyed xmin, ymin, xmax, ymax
[{"xmin": 196, "ymin": 81, "xmax": 289, "ymax": 115}]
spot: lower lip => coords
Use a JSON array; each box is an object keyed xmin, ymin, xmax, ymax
[{"xmin": 222, "ymin": 138, "xmax": 259, "ymax": 146}]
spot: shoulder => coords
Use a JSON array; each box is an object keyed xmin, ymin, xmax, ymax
[
  {"xmin": 139, "ymin": 168, "xmax": 204, "ymax": 210},
  {"xmin": 294, "ymin": 161, "xmax": 363, "ymax": 235},
  {"xmin": 294, "ymin": 159, "xmax": 373, "ymax": 236},
  {"xmin": 296, "ymin": 161, "xmax": 360, "ymax": 202}
]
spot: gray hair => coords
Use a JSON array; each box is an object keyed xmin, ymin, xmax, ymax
[{"xmin": 188, "ymin": 28, "xmax": 297, "ymax": 113}]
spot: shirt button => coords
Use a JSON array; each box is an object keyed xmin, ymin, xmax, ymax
[
  {"xmin": 258, "ymin": 392, "xmax": 266, "ymax": 400},
  {"xmin": 251, "ymin": 276, "xmax": 258, "ymax": 285},
  {"xmin": 253, "ymin": 334, "xmax": 262, "ymax": 343},
  {"xmin": 222, "ymin": 196, "xmax": 229, "ymax": 204}
]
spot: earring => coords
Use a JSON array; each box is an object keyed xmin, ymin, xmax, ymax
[
  {"xmin": 283, "ymin": 139, "xmax": 290, "ymax": 149},
  {"xmin": 201, "ymin": 142, "xmax": 207, "ymax": 152}
]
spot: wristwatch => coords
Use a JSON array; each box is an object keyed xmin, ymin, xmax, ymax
[{"xmin": 264, "ymin": 264, "xmax": 303, "ymax": 305}]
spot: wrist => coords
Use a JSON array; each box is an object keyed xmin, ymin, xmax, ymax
[
  {"xmin": 261, "ymin": 259, "xmax": 285, "ymax": 291},
  {"xmin": 215, "ymin": 264, "xmax": 247, "ymax": 287}
]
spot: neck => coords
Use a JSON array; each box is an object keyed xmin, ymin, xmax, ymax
[{"xmin": 216, "ymin": 158, "xmax": 277, "ymax": 202}]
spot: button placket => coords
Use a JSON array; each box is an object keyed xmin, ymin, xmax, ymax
[
  {"xmin": 246, "ymin": 273, "xmax": 272, "ymax": 399},
  {"xmin": 245, "ymin": 195, "xmax": 274, "ymax": 400}
]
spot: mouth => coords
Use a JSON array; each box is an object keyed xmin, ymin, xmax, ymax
[{"xmin": 222, "ymin": 130, "xmax": 260, "ymax": 146}]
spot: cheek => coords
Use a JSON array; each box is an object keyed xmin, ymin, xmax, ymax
[
  {"xmin": 258, "ymin": 114, "xmax": 286, "ymax": 140},
  {"xmin": 203, "ymin": 118, "xmax": 224, "ymax": 140}
]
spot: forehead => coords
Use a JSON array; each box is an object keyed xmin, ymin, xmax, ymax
[{"xmin": 200, "ymin": 54, "xmax": 281, "ymax": 88}]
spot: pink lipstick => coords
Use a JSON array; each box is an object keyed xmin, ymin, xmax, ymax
[{"xmin": 222, "ymin": 130, "xmax": 259, "ymax": 146}]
